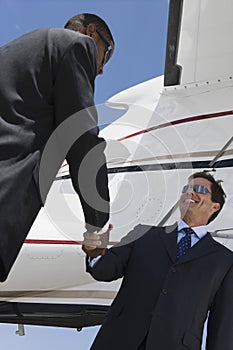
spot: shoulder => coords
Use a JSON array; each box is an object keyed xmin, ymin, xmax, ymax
[
  {"xmin": 212, "ymin": 237, "xmax": 233, "ymax": 256},
  {"xmin": 10, "ymin": 28, "xmax": 97, "ymax": 59},
  {"xmin": 20, "ymin": 28, "xmax": 96, "ymax": 55},
  {"xmin": 47, "ymin": 28, "xmax": 97, "ymax": 72},
  {"xmin": 208, "ymin": 235, "xmax": 233, "ymax": 270},
  {"xmin": 47, "ymin": 28, "xmax": 96, "ymax": 52}
]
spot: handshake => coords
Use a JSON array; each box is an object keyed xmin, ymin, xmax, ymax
[{"xmin": 82, "ymin": 224, "xmax": 113, "ymax": 258}]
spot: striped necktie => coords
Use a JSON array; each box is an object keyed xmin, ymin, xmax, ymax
[{"xmin": 176, "ymin": 227, "xmax": 195, "ymax": 260}]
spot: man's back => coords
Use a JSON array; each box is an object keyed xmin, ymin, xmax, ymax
[
  {"xmin": 0, "ymin": 28, "xmax": 98, "ymax": 154},
  {"xmin": 0, "ymin": 27, "xmax": 105, "ymax": 281}
]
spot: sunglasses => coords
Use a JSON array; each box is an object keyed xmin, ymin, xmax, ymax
[
  {"xmin": 96, "ymin": 30, "xmax": 113, "ymax": 66},
  {"xmin": 182, "ymin": 184, "xmax": 211, "ymax": 195}
]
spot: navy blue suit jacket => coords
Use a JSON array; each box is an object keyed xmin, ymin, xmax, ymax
[{"xmin": 87, "ymin": 224, "xmax": 233, "ymax": 350}]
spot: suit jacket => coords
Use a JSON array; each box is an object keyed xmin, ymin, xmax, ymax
[
  {"xmin": 0, "ymin": 28, "xmax": 109, "ymax": 281},
  {"xmin": 87, "ymin": 224, "xmax": 233, "ymax": 350}
]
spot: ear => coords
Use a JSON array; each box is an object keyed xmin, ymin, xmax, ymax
[
  {"xmin": 86, "ymin": 23, "xmax": 97, "ymax": 37},
  {"xmin": 212, "ymin": 202, "xmax": 220, "ymax": 213}
]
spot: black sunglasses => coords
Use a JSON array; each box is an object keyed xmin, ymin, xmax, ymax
[
  {"xmin": 96, "ymin": 30, "xmax": 113, "ymax": 65},
  {"xmin": 182, "ymin": 184, "xmax": 211, "ymax": 195}
]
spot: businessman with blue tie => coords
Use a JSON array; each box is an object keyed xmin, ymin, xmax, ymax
[{"xmin": 83, "ymin": 171, "xmax": 233, "ymax": 350}]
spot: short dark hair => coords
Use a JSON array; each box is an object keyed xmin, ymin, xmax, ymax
[
  {"xmin": 64, "ymin": 13, "xmax": 114, "ymax": 46},
  {"xmin": 188, "ymin": 171, "xmax": 226, "ymax": 223}
]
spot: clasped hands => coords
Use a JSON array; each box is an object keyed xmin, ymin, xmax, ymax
[{"xmin": 82, "ymin": 224, "xmax": 113, "ymax": 258}]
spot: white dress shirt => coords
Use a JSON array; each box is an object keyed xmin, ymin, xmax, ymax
[{"xmin": 177, "ymin": 219, "xmax": 207, "ymax": 246}]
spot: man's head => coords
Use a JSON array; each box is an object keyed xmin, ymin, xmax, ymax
[
  {"xmin": 179, "ymin": 171, "xmax": 226, "ymax": 226},
  {"xmin": 64, "ymin": 13, "xmax": 114, "ymax": 75}
]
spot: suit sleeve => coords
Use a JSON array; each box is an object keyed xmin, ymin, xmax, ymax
[
  {"xmin": 86, "ymin": 225, "xmax": 145, "ymax": 281},
  {"xmin": 53, "ymin": 36, "xmax": 109, "ymax": 231},
  {"xmin": 86, "ymin": 242, "xmax": 134, "ymax": 282},
  {"xmin": 206, "ymin": 265, "xmax": 233, "ymax": 350}
]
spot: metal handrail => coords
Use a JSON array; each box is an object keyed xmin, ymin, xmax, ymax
[{"xmin": 211, "ymin": 228, "xmax": 233, "ymax": 238}]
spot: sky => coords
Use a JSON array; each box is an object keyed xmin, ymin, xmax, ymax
[{"xmin": 0, "ymin": 0, "xmax": 169, "ymax": 348}]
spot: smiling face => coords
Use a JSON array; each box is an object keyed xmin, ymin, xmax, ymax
[{"xmin": 179, "ymin": 177, "xmax": 220, "ymax": 226}]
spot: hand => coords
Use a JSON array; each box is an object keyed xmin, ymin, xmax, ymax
[{"xmin": 82, "ymin": 224, "xmax": 113, "ymax": 258}]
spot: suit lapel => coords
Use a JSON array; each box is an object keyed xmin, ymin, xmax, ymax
[
  {"xmin": 176, "ymin": 232, "xmax": 219, "ymax": 264},
  {"xmin": 159, "ymin": 223, "xmax": 178, "ymax": 263}
]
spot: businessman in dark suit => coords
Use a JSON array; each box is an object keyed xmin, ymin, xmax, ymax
[
  {"xmin": 83, "ymin": 172, "xmax": 233, "ymax": 350},
  {"xmin": 0, "ymin": 14, "xmax": 114, "ymax": 281}
]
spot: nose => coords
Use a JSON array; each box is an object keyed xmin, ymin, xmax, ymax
[{"xmin": 186, "ymin": 186, "xmax": 195, "ymax": 195}]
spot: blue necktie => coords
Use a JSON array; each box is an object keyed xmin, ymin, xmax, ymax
[{"xmin": 176, "ymin": 227, "xmax": 195, "ymax": 260}]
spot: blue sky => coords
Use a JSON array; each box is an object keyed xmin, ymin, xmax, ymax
[{"xmin": 0, "ymin": 0, "xmax": 169, "ymax": 348}]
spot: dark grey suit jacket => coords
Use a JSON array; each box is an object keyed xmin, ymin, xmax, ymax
[
  {"xmin": 87, "ymin": 224, "xmax": 233, "ymax": 350},
  {"xmin": 0, "ymin": 28, "xmax": 109, "ymax": 281}
]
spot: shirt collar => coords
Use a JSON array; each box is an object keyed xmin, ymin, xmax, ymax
[{"xmin": 178, "ymin": 219, "xmax": 207, "ymax": 239}]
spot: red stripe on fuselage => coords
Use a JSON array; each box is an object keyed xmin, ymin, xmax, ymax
[
  {"xmin": 118, "ymin": 110, "xmax": 233, "ymax": 141},
  {"xmin": 24, "ymin": 239, "xmax": 117, "ymax": 245},
  {"xmin": 24, "ymin": 239, "xmax": 82, "ymax": 245},
  {"xmin": 57, "ymin": 110, "xmax": 233, "ymax": 174}
]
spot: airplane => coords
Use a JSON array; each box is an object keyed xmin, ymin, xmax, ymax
[{"xmin": 0, "ymin": 0, "xmax": 232, "ymax": 338}]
